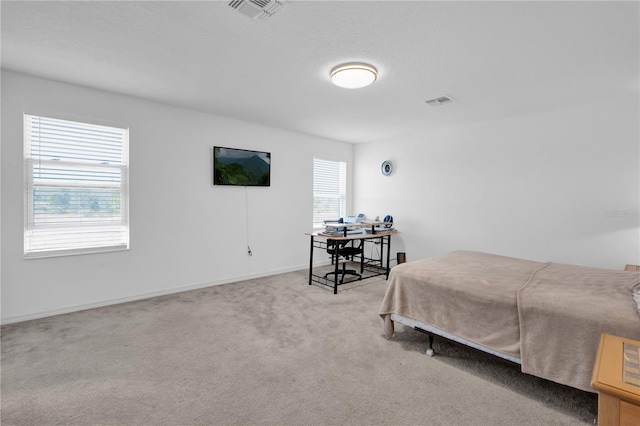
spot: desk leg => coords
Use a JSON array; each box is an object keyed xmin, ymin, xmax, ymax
[
  {"xmin": 379, "ymin": 236, "xmax": 384, "ymax": 274},
  {"xmin": 308, "ymin": 236, "xmax": 314, "ymax": 286},
  {"xmin": 385, "ymin": 235, "xmax": 391, "ymax": 279},
  {"xmin": 333, "ymin": 243, "xmax": 339, "ymax": 294}
]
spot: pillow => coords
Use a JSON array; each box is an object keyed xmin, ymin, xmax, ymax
[{"xmin": 634, "ymin": 286, "xmax": 640, "ymax": 315}]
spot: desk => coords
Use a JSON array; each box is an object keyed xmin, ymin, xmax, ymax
[{"xmin": 306, "ymin": 223, "xmax": 398, "ymax": 294}]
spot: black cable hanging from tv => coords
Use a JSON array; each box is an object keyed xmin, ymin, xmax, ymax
[{"xmin": 245, "ymin": 186, "xmax": 252, "ymax": 257}]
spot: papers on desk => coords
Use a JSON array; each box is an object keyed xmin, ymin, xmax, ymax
[
  {"xmin": 322, "ymin": 219, "xmax": 394, "ymax": 236},
  {"xmin": 324, "ymin": 222, "xmax": 359, "ymax": 229}
]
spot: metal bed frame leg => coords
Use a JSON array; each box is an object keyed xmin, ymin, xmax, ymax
[{"xmin": 426, "ymin": 334, "xmax": 434, "ymax": 357}]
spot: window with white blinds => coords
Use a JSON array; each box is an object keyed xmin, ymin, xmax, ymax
[
  {"xmin": 313, "ymin": 157, "xmax": 346, "ymax": 227},
  {"xmin": 24, "ymin": 114, "xmax": 129, "ymax": 258}
]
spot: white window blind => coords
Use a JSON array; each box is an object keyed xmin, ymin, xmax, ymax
[
  {"xmin": 313, "ymin": 157, "xmax": 346, "ymax": 227},
  {"xmin": 24, "ymin": 114, "xmax": 129, "ymax": 258}
]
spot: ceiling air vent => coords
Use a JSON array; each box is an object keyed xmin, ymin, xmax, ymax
[
  {"xmin": 228, "ymin": 0, "xmax": 286, "ymax": 21},
  {"xmin": 425, "ymin": 95, "xmax": 454, "ymax": 106}
]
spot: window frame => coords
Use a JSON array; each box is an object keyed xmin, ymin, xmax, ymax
[
  {"xmin": 312, "ymin": 156, "xmax": 347, "ymax": 229},
  {"xmin": 23, "ymin": 114, "xmax": 130, "ymax": 259}
]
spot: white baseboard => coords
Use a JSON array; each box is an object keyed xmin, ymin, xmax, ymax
[{"xmin": 1, "ymin": 263, "xmax": 312, "ymax": 325}]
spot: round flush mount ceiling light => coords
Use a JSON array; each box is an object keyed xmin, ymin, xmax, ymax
[{"xmin": 330, "ymin": 63, "xmax": 378, "ymax": 89}]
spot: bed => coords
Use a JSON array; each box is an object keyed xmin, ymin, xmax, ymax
[{"xmin": 379, "ymin": 250, "xmax": 640, "ymax": 392}]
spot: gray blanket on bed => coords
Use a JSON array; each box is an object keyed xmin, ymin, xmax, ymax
[{"xmin": 380, "ymin": 250, "xmax": 640, "ymax": 392}]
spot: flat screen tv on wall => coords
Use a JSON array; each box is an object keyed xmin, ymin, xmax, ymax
[{"xmin": 213, "ymin": 146, "xmax": 271, "ymax": 186}]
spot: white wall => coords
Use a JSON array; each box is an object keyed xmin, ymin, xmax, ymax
[
  {"xmin": 1, "ymin": 71, "xmax": 354, "ymax": 323},
  {"xmin": 354, "ymin": 96, "xmax": 640, "ymax": 269},
  {"xmin": 3, "ymin": 70, "xmax": 637, "ymax": 323}
]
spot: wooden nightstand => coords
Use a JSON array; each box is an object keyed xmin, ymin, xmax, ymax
[
  {"xmin": 624, "ymin": 264, "xmax": 640, "ymax": 272},
  {"xmin": 591, "ymin": 334, "xmax": 640, "ymax": 426}
]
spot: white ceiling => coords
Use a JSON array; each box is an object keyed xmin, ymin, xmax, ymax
[{"xmin": 1, "ymin": 1, "xmax": 638, "ymax": 143}]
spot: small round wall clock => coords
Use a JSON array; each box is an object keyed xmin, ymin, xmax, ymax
[{"xmin": 381, "ymin": 160, "xmax": 394, "ymax": 176}]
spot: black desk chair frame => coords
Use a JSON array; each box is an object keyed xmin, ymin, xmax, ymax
[{"xmin": 324, "ymin": 239, "xmax": 364, "ymax": 284}]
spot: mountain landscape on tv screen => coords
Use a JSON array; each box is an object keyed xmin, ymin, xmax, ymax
[{"xmin": 215, "ymin": 148, "xmax": 270, "ymax": 186}]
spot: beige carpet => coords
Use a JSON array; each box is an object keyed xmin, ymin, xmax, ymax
[{"xmin": 1, "ymin": 268, "xmax": 597, "ymax": 425}]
